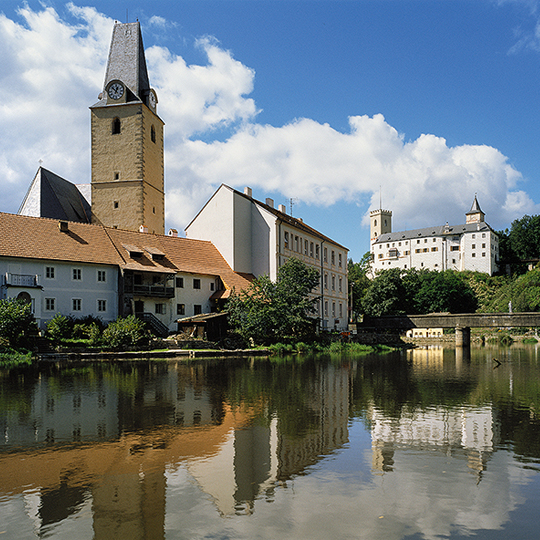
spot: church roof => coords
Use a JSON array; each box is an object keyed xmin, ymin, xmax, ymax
[
  {"xmin": 102, "ymin": 22, "xmax": 150, "ymax": 102},
  {"xmin": 18, "ymin": 167, "xmax": 91, "ymax": 223}
]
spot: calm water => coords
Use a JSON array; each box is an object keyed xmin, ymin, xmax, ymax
[{"xmin": 2, "ymin": 346, "xmax": 540, "ymax": 539}]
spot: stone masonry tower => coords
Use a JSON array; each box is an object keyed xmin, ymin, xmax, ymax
[
  {"xmin": 370, "ymin": 208, "xmax": 392, "ymax": 242},
  {"xmin": 90, "ymin": 22, "xmax": 164, "ymax": 234}
]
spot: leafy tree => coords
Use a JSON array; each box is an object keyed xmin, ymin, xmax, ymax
[
  {"xmin": 0, "ymin": 298, "xmax": 37, "ymax": 348},
  {"xmin": 46, "ymin": 313, "xmax": 72, "ymax": 341},
  {"xmin": 227, "ymin": 258, "xmax": 320, "ymax": 345},
  {"xmin": 362, "ymin": 268, "xmax": 407, "ymax": 316},
  {"xmin": 348, "ymin": 253, "xmax": 372, "ymax": 319},
  {"xmin": 508, "ymin": 214, "xmax": 540, "ymax": 261}
]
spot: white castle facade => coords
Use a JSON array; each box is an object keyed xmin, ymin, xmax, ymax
[{"xmin": 369, "ymin": 196, "xmax": 499, "ymax": 275}]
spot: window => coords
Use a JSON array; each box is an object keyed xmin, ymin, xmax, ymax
[
  {"xmin": 151, "ymin": 125, "xmax": 156, "ymax": 143},
  {"xmin": 423, "ymin": 248, "xmax": 428, "ymax": 252},
  {"xmin": 112, "ymin": 117, "xmax": 121, "ymax": 134},
  {"xmin": 210, "ymin": 282, "xmax": 215, "ymax": 291},
  {"xmin": 295, "ymin": 236, "xmax": 299, "ymax": 251},
  {"xmin": 193, "ymin": 279, "xmax": 201, "ymax": 289},
  {"xmin": 324, "ymin": 273, "xmax": 328, "ymax": 289},
  {"xmin": 338, "ymin": 253, "xmax": 342, "ymax": 267},
  {"xmin": 155, "ymin": 303, "xmax": 166, "ymax": 314},
  {"xmin": 194, "ymin": 304, "xmax": 202, "ymax": 315},
  {"xmin": 339, "ymin": 303, "xmax": 343, "ymax": 318},
  {"xmin": 45, "ymin": 266, "xmax": 55, "ymax": 279},
  {"xmin": 72, "ymin": 268, "xmax": 82, "ymax": 281},
  {"xmin": 304, "ymin": 240, "xmax": 308, "ymax": 255},
  {"xmin": 324, "ymin": 248, "xmax": 328, "ymax": 262},
  {"xmin": 482, "ymin": 243, "xmax": 486, "ymax": 249},
  {"xmin": 45, "ymin": 298, "xmax": 55, "ymax": 311},
  {"xmin": 284, "ymin": 232, "xmax": 289, "ymax": 248},
  {"xmin": 431, "ymin": 247, "xmax": 438, "ymax": 252},
  {"xmin": 451, "ymin": 246, "xmax": 460, "ymax": 252},
  {"xmin": 482, "ymin": 253, "xmax": 486, "ymax": 257},
  {"xmin": 417, "ymin": 240, "xmax": 421, "ymax": 244},
  {"xmin": 472, "ymin": 234, "xmax": 476, "ymax": 239},
  {"xmin": 331, "ymin": 251, "xmax": 335, "ymax": 265},
  {"xmin": 339, "ymin": 277, "xmax": 342, "ymax": 292},
  {"xmin": 482, "ymin": 233, "xmax": 486, "ymax": 238},
  {"xmin": 310, "ymin": 242, "xmax": 314, "ymax": 257},
  {"xmin": 114, "ymin": 201, "xmax": 119, "ymax": 209},
  {"xmin": 315, "ymin": 245, "xmax": 320, "ymax": 259},
  {"xmin": 472, "ymin": 244, "xmax": 476, "ymax": 249},
  {"xmin": 433, "ymin": 238, "xmax": 436, "ymax": 242},
  {"xmin": 378, "ymin": 253, "xmax": 383, "ymax": 259},
  {"xmin": 176, "ymin": 277, "xmax": 184, "ymax": 288},
  {"xmin": 114, "ymin": 172, "xmax": 119, "ymax": 180},
  {"xmin": 97, "ymin": 270, "xmax": 106, "ymax": 282},
  {"xmin": 97, "ymin": 299, "xmax": 106, "ymax": 312},
  {"xmin": 177, "ymin": 303, "xmax": 185, "ymax": 315},
  {"xmin": 472, "ymin": 253, "xmax": 476, "ymax": 257},
  {"xmin": 324, "ymin": 301, "xmax": 328, "ymax": 317},
  {"xmin": 72, "ymin": 299, "xmax": 82, "ymax": 311},
  {"xmin": 332, "ymin": 302, "xmax": 336, "ymax": 317},
  {"xmin": 415, "ymin": 249, "xmax": 421, "ymax": 253},
  {"xmin": 424, "ymin": 239, "xmax": 428, "ymax": 243}
]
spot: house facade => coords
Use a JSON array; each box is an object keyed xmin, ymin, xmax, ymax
[
  {"xmin": 185, "ymin": 185, "xmax": 349, "ymax": 330},
  {"xmin": 0, "ymin": 213, "xmax": 253, "ymax": 333},
  {"xmin": 370, "ymin": 197, "xmax": 499, "ymax": 276}
]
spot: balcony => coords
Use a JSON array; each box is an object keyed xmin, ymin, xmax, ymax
[
  {"xmin": 3, "ymin": 273, "xmax": 41, "ymax": 288},
  {"xmin": 124, "ymin": 283, "xmax": 175, "ymax": 298}
]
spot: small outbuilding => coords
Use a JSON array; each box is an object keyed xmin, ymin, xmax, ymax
[{"xmin": 176, "ymin": 312, "xmax": 229, "ymax": 342}]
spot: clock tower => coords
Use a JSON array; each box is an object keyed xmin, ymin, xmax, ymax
[{"xmin": 90, "ymin": 22, "xmax": 164, "ymax": 234}]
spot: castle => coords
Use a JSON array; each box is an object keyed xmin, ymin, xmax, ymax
[{"xmin": 369, "ymin": 196, "xmax": 499, "ymax": 275}]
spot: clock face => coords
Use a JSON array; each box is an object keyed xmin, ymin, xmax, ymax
[
  {"xmin": 108, "ymin": 82, "xmax": 124, "ymax": 100},
  {"xmin": 149, "ymin": 91, "xmax": 156, "ymax": 108}
]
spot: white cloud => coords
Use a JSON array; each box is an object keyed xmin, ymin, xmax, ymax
[{"xmin": 0, "ymin": 4, "xmax": 537, "ymax": 239}]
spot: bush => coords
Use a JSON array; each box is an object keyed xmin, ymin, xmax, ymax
[
  {"xmin": 46, "ymin": 313, "xmax": 72, "ymax": 341},
  {"xmin": 0, "ymin": 298, "xmax": 37, "ymax": 348},
  {"xmin": 102, "ymin": 316, "xmax": 149, "ymax": 349}
]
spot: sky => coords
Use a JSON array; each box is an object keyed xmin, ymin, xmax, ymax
[{"xmin": 2, "ymin": 0, "xmax": 540, "ymax": 261}]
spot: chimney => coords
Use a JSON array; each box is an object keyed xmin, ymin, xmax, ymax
[
  {"xmin": 58, "ymin": 221, "xmax": 69, "ymax": 232},
  {"xmin": 139, "ymin": 225, "xmax": 148, "ymax": 233},
  {"xmin": 244, "ymin": 187, "xmax": 252, "ymax": 197},
  {"xmin": 265, "ymin": 198, "xmax": 274, "ymax": 208},
  {"xmin": 168, "ymin": 228, "xmax": 178, "ymax": 237},
  {"xmin": 278, "ymin": 204, "xmax": 286, "ymax": 213}
]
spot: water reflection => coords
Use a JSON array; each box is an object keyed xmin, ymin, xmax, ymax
[{"xmin": 1, "ymin": 348, "xmax": 540, "ymax": 539}]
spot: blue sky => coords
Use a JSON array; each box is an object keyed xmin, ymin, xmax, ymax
[{"xmin": 2, "ymin": 0, "xmax": 540, "ymax": 261}]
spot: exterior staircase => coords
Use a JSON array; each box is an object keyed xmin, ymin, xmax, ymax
[{"xmin": 137, "ymin": 312, "xmax": 170, "ymax": 338}]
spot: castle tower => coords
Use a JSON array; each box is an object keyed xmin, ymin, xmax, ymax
[
  {"xmin": 90, "ymin": 22, "xmax": 164, "ymax": 234},
  {"xmin": 370, "ymin": 208, "xmax": 392, "ymax": 242},
  {"xmin": 465, "ymin": 195, "xmax": 485, "ymax": 224}
]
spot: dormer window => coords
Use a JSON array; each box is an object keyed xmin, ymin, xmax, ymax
[
  {"xmin": 122, "ymin": 244, "xmax": 143, "ymax": 258},
  {"xmin": 112, "ymin": 117, "xmax": 121, "ymax": 134}
]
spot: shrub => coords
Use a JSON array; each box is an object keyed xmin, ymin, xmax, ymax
[
  {"xmin": 46, "ymin": 313, "xmax": 72, "ymax": 341},
  {"xmin": 0, "ymin": 298, "xmax": 37, "ymax": 348},
  {"xmin": 102, "ymin": 316, "xmax": 149, "ymax": 349}
]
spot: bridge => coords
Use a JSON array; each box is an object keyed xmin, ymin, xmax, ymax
[{"xmin": 360, "ymin": 312, "xmax": 540, "ymax": 347}]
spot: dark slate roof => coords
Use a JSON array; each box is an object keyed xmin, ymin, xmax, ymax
[
  {"xmin": 467, "ymin": 195, "xmax": 484, "ymax": 215},
  {"xmin": 372, "ymin": 221, "xmax": 495, "ymax": 245},
  {"xmin": 93, "ymin": 22, "xmax": 149, "ymax": 106},
  {"xmin": 18, "ymin": 167, "xmax": 91, "ymax": 223}
]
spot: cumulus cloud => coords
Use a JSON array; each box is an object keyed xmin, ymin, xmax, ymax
[{"xmin": 0, "ymin": 4, "xmax": 537, "ymax": 239}]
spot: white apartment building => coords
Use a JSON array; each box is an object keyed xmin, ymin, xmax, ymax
[
  {"xmin": 370, "ymin": 196, "xmax": 499, "ymax": 276},
  {"xmin": 186, "ymin": 185, "xmax": 349, "ymax": 330}
]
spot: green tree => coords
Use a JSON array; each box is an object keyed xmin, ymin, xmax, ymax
[
  {"xmin": 102, "ymin": 315, "xmax": 149, "ymax": 349},
  {"xmin": 348, "ymin": 253, "xmax": 372, "ymax": 319},
  {"xmin": 508, "ymin": 214, "xmax": 540, "ymax": 261},
  {"xmin": 362, "ymin": 268, "xmax": 407, "ymax": 316},
  {"xmin": 227, "ymin": 258, "xmax": 320, "ymax": 345},
  {"xmin": 0, "ymin": 298, "xmax": 37, "ymax": 348}
]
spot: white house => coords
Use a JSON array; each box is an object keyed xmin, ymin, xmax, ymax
[
  {"xmin": 0, "ymin": 212, "xmax": 253, "ymax": 333},
  {"xmin": 185, "ymin": 185, "xmax": 349, "ymax": 330},
  {"xmin": 370, "ymin": 196, "xmax": 499, "ymax": 276}
]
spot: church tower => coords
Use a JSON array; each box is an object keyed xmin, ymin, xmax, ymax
[
  {"xmin": 90, "ymin": 22, "xmax": 164, "ymax": 234},
  {"xmin": 465, "ymin": 195, "xmax": 485, "ymax": 224}
]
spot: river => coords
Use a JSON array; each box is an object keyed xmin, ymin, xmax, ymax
[{"xmin": 2, "ymin": 345, "xmax": 540, "ymax": 539}]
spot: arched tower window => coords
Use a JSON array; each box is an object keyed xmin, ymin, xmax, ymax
[
  {"xmin": 112, "ymin": 117, "xmax": 121, "ymax": 134},
  {"xmin": 374, "ymin": 219, "xmax": 377, "ymax": 227},
  {"xmin": 151, "ymin": 125, "xmax": 156, "ymax": 143}
]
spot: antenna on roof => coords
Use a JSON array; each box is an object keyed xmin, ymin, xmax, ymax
[
  {"xmin": 379, "ymin": 185, "xmax": 382, "ymax": 210},
  {"xmin": 126, "ymin": 9, "xmax": 128, "ymax": 23},
  {"xmin": 289, "ymin": 197, "xmax": 298, "ymax": 217}
]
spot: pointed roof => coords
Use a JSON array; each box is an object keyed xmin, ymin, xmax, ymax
[
  {"xmin": 18, "ymin": 167, "xmax": 91, "ymax": 223},
  {"xmin": 103, "ymin": 22, "xmax": 150, "ymax": 101},
  {"xmin": 467, "ymin": 195, "xmax": 484, "ymax": 216}
]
